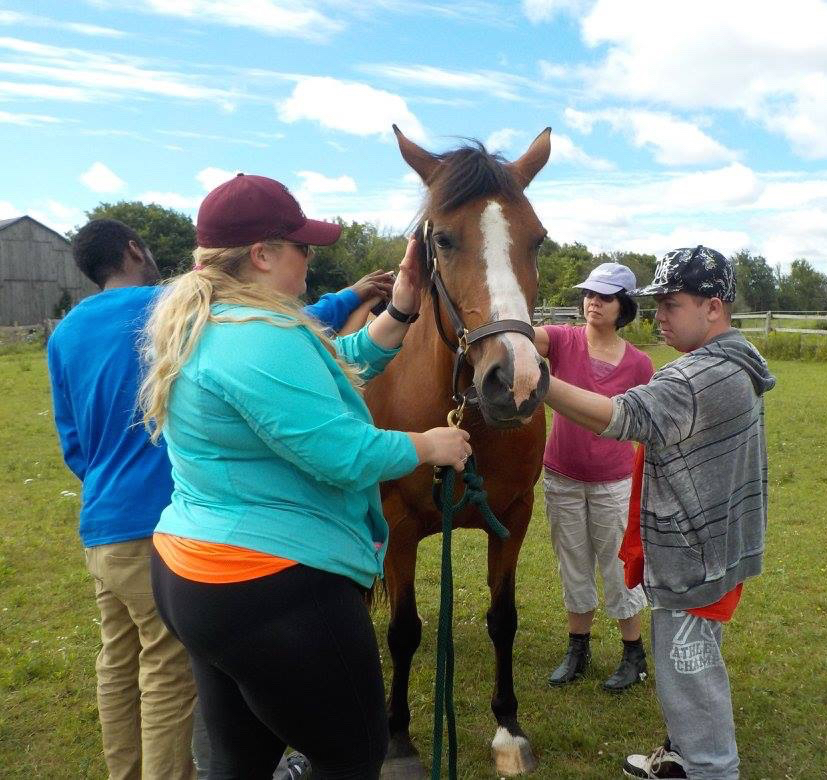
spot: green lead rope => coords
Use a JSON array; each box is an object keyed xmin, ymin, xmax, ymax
[{"xmin": 431, "ymin": 456, "xmax": 509, "ymax": 779}]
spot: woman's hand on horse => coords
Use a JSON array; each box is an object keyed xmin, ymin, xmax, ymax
[
  {"xmin": 390, "ymin": 236, "xmax": 423, "ymax": 316},
  {"xmin": 409, "ymin": 427, "xmax": 472, "ymax": 472},
  {"xmin": 349, "ymin": 269, "xmax": 394, "ymax": 302}
]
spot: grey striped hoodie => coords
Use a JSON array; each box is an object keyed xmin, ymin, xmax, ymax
[{"xmin": 602, "ymin": 329, "xmax": 776, "ymax": 610}]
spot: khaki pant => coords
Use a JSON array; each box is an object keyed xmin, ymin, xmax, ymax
[
  {"xmin": 543, "ymin": 469, "xmax": 647, "ymax": 619},
  {"xmin": 85, "ymin": 538, "xmax": 196, "ymax": 780}
]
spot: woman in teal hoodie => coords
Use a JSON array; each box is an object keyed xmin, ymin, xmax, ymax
[{"xmin": 140, "ymin": 174, "xmax": 470, "ymax": 780}]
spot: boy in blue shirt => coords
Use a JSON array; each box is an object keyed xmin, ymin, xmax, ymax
[{"xmin": 48, "ymin": 219, "xmax": 197, "ymax": 780}]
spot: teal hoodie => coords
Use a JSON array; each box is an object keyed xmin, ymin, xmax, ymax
[{"xmin": 156, "ymin": 304, "xmax": 419, "ymax": 588}]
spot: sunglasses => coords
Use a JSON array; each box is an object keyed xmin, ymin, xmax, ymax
[
  {"xmin": 271, "ymin": 241, "xmax": 315, "ymax": 258},
  {"xmin": 583, "ymin": 290, "xmax": 617, "ymax": 303}
]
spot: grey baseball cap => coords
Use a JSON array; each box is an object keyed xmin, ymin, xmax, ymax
[
  {"xmin": 574, "ymin": 262, "xmax": 637, "ymax": 295},
  {"xmin": 632, "ymin": 245, "xmax": 736, "ymax": 301}
]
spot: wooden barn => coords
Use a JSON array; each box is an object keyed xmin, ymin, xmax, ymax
[{"xmin": 0, "ymin": 215, "xmax": 97, "ymax": 326}]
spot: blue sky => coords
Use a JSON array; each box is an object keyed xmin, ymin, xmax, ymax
[{"xmin": 2, "ymin": 0, "xmax": 827, "ymax": 271}]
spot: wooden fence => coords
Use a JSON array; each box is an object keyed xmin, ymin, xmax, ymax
[
  {"xmin": 731, "ymin": 311, "xmax": 827, "ymax": 336},
  {"xmin": 532, "ymin": 305, "xmax": 579, "ymax": 324},
  {"xmin": 534, "ymin": 306, "xmax": 827, "ymax": 338}
]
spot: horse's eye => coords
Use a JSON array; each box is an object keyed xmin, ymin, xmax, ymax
[{"xmin": 435, "ymin": 234, "xmax": 452, "ymax": 250}]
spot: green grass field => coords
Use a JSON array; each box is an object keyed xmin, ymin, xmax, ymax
[{"xmin": 1, "ymin": 344, "xmax": 825, "ymax": 778}]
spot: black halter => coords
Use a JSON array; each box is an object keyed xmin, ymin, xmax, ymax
[{"xmin": 421, "ymin": 220, "xmax": 536, "ymax": 415}]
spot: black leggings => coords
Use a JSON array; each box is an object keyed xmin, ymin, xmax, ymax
[{"xmin": 151, "ymin": 551, "xmax": 388, "ymax": 780}]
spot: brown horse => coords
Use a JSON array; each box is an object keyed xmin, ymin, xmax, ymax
[{"xmin": 365, "ymin": 126, "xmax": 552, "ymax": 777}]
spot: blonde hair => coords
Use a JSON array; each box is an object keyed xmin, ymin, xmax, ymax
[{"xmin": 139, "ymin": 241, "xmax": 361, "ymax": 442}]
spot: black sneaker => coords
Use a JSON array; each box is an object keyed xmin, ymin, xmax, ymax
[
  {"xmin": 603, "ymin": 641, "xmax": 647, "ymax": 692},
  {"xmin": 274, "ymin": 751, "xmax": 312, "ymax": 779},
  {"xmin": 622, "ymin": 741, "xmax": 687, "ymax": 779},
  {"xmin": 547, "ymin": 633, "xmax": 591, "ymax": 686}
]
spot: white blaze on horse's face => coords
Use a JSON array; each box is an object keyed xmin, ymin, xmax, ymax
[{"xmin": 479, "ymin": 199, "xmax": 542, "ymax": 408}]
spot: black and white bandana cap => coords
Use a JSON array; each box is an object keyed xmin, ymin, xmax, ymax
[{"xmin": 630, "ymin": 245, "xmax": 736, "ymax": 302}]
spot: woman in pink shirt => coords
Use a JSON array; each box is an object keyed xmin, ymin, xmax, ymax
[{"xmin": 534, "ymin": 263, "xmax": 654, "ymax": 691}]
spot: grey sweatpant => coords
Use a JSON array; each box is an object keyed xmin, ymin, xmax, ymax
[{"xmin": 652, "ymin": 609, "xmax": 739, "ymax": 780}]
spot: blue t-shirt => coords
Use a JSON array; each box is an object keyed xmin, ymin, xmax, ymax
[
  {"xmin": 306, "ymin": 289, "xmax": 360, "ymax": 332},
  {"xmin": 47, "ymin": 285, "xmax": 363, "ymax": 548},
  {"xmin": 47, "ymin": 286, "xmax": 172, "ymax": 547}
]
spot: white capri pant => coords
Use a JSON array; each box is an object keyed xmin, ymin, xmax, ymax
[{"xmin": 543, "ymin": 469, "xmax": 646, "ymax": 619}]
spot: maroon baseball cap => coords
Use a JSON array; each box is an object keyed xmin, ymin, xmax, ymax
[{"xmin": 196, "ymin": 173, "xmax": 342, "ymax": 248}]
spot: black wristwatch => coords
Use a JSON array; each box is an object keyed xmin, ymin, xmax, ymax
[{"xmin": 386, "ymin": 302, "xmax": 419, "ymax": 324}]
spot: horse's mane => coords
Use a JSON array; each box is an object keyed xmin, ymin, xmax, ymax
[{"xmin": 426, "ymin": 141, "xmax": 521, "ymax": 213}]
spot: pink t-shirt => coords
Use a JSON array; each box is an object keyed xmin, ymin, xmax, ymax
[{"xmin": 543, "ymin": 325, "xmax": 654, "ymax": 482}]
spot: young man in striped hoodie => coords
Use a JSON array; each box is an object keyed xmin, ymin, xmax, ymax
[{"xmin": 541, "ymin": 246, "xmax": 775, "ymax": 780}]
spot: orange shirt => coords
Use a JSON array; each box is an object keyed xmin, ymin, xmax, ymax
[
  {"xmin": 619, "ymin": 445, "xmax": 742, "ymax": 622},
  {"xmin": 153, "ymin": 532, "xmax": 297, "ymax": 584}
]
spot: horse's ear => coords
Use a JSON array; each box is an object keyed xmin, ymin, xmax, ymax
[
  {"xmin": 393, "ymin": 124, "xmax": 439, "ymax": 184},
  {"xmin": 509, "ymin": 127, "xmax": 552, "ymax": 189}
]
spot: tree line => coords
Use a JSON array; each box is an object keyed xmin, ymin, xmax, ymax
[{"xmin": 78, "ymin": 202, "xmax": 827, "ymax": 313}]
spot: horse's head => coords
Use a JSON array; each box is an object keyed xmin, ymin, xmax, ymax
[{"xmin": 395, "ymin": 126, "xmax": 551, "ymax": 428}]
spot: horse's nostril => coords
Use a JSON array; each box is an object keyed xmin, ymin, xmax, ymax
[{"xmin": 481, "ymin": 364, "xmax": 512, "ymax": 404}]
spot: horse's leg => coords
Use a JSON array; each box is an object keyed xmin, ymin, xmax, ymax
[
  {"xmin": 487, "ymin": 496, "xmax": 538, "ymax": 776},
  {"xmin": 381, "ymin": 515, "xmax": 427, "ymax": 780}
]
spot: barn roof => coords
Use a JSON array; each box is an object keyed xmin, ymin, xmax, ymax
[
  {"xmin": 0, "ymin": 215, "xmax": 70, "ymax": 244},
  {"xmin": 0, "ymin": 217, "xmax": 24, "ymax": 231}
]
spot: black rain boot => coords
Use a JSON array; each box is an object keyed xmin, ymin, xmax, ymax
[
  {"xmin": 603, "ymin": 638, "xmax": 647, "ymax": 692},
  {"xmin": 548, "ymin": 632, "xmax": 591, "ymax": 686}
]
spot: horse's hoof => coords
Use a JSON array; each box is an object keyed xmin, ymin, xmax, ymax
[
  {"xmin": 491, "ymin": 726, "xmax": 538, "ymax": 776},
  {"xmin": 380, "ymin": 755, "xmax": 428, "ymax": 779}
]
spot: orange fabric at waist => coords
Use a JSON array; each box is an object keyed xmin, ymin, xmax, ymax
[{"xmin": 153, "ymin": 532, "xmax": 297, "ymax": 584}]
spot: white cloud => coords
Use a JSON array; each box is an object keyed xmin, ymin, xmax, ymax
[
  {"xmin": 0, "ymin": 199, "xmax": 103, "ymax": 236},
  {"xmin": 298, "ymin": 185, "xmax": 423, "ymax": 236},
  {"xmin": 760, "ymin": 209, "xmax": 827, "ymax": 270},
  {"xmin": 0, "ymin": 80, "xmax": 91, "ymax": 101},
  {"xmin": 579, "ymin": 0, "xmax": 827, "ymax": 158},
  {"xmin": 664, "ymin": 164, "xmax": 763, "ymax": 209},
  {"xmin": 564, "ymin": 107, "xmax": 595, "ymax": 133},
  {"xmin": 486, "ymin": 128, "xmax": 521, "ymax": 152},
  {"xmin": 295, "ymin": 171, "xmax": 357, "ymax": 194},
  {"xmin": 753, "ymin": 177, "xmax": 827, "ymax": 211},
  {"xmin": 111, "ymin": 0, "xmax": 342, "ymax": 41},
  {"xmin": 526, "ymin": 166, "xmax": 827, "ymax": 270},
  {"xmin": 0, "ymin": 109, "xmax": 62, "ymax": 125},
  {"xmin": 0, "ymin": 200, "xmax": 19, "ymax": 219},
  {"xmin": 158, "ymin": 130, "xmax": 267, "ymax": 148},
  {"xmin": 0, "ymin": 37, "xmax": 238, "ymax": 109},
  {"xmin": 28, "ymin": 200, "xmax": 86, "ymax": 236},
  {"xmin": 522, "ymin": 0, "xmax": 589, "ymax": 23},
  {"xmin": 361, "ymin": 63, "xmax": 535, "ymax": 101},
  {"xmin": 196, "ymin": 167, "xmax": 237, "ymax": 192},
  {"xmin": 137, "ymin": 191, "xmax": 201, "ymax": 210},
  {"xmin": 616, "ymin": 228, "xmax": 754, "ymax": 263},
  {"xmin": 0, "ymin": 10, "xmax": 125, "ymax": 38},
  {"xmin": 564, "ymin": 107, "xmax": 737, "ymax": 166},
  {"xmin": 548, "ymin": 133, "xmax": 613, "ymax": 170},
  {"xmin": 79, "ymin": 162, "xmax": 125, "ymax": 193},
  {"xmin": 278, "ymin": 77, "xmax": 426, "ymax": 141},
  {"xmin": 538, "ymin": 60, "xmax": 570, "ymax": 80}
]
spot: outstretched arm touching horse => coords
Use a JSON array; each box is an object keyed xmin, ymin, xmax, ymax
[
  {"xmin": 534, "ymin": 325, "xmax": 614, "ymax": 433},
  {"xmin": 544, "ymin": 377, "xmax": 614, "ymax": 434}
]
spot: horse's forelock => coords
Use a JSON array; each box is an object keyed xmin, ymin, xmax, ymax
[{"xmin": 426, "ymin": 143, "xmax": 520, "ymax": 214}]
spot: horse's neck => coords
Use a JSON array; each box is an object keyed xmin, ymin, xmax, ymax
[
  {"xmin": 367, "ymin": 296, "xmax": 460, "ymax": 428},
  {"xmin": 389, "ymin": 305, "xmax": 454, "ymax": 388}
]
